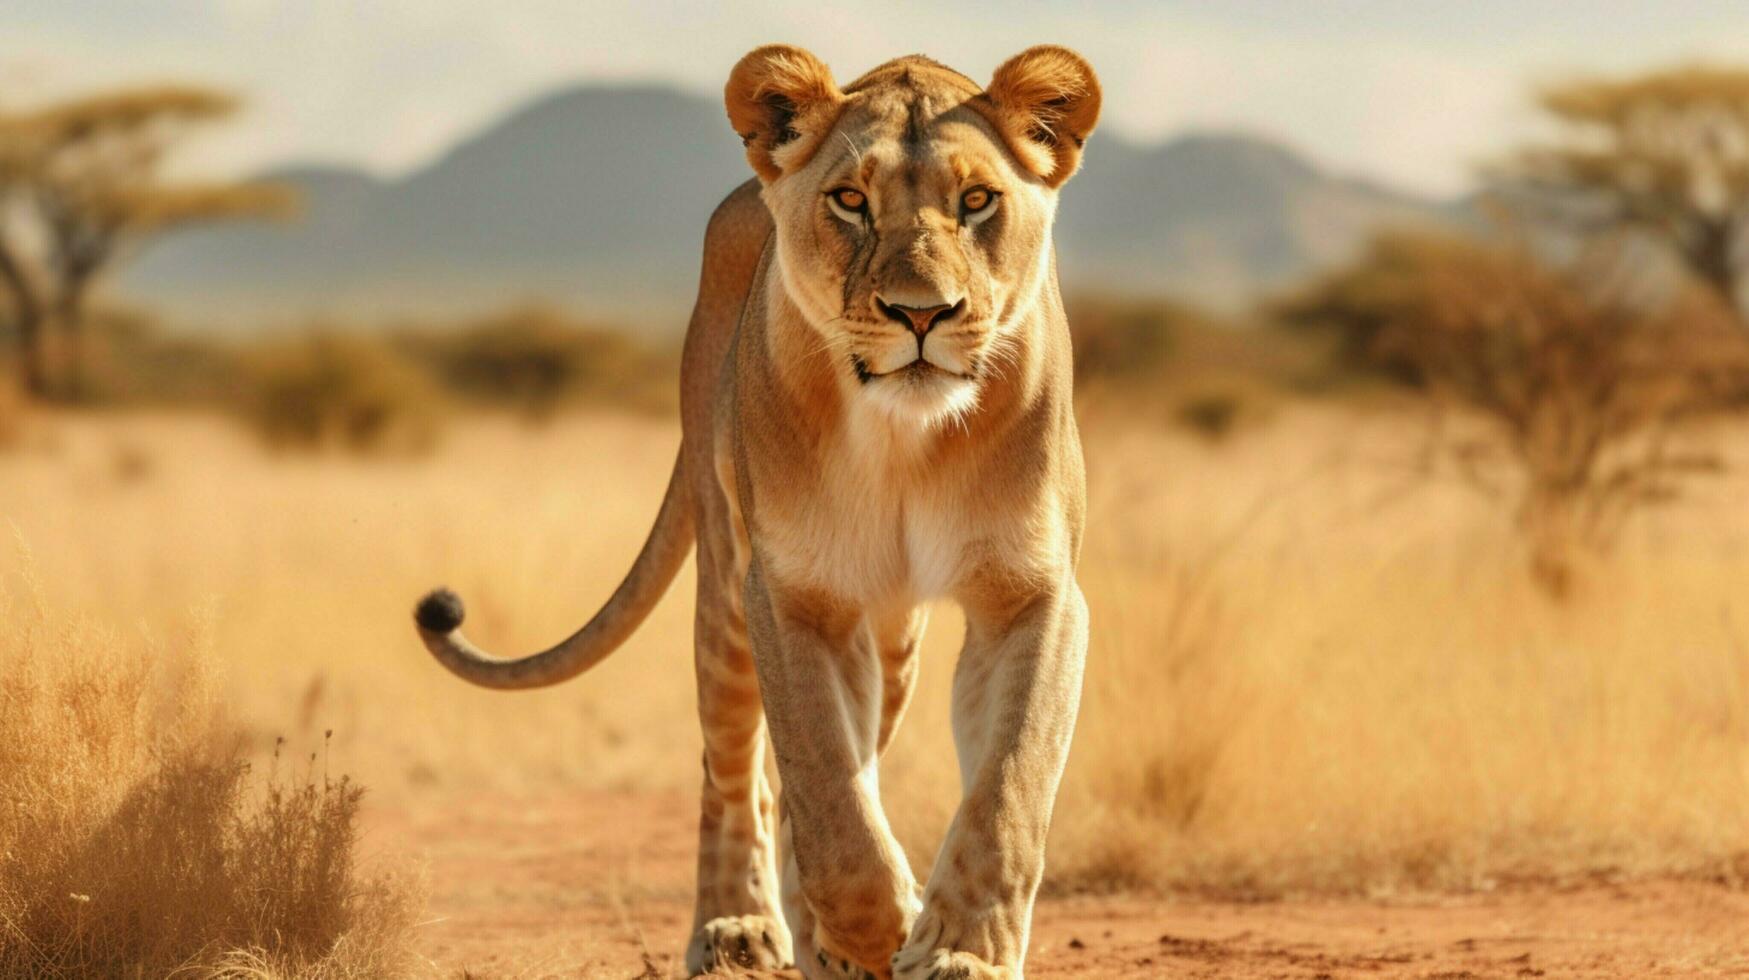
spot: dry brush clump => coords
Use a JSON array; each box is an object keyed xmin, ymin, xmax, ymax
[
  {"xmin": 393, "ymin": 305, "xmax": 677, "ymax": 420},
  {"xmin": 1067, "ymin": 295, "xmax": 1331, "ymax": 441},
  {"xmin": 1281, "ymin": 230, "xmax": 1749, "ymax": 593},
  {"xmin": 241, "ymin": 331, "xmax": 445, "ymax": 455},
  {"xmin": 68, "ymin": 309, "xmax": 248, "ymax": 408},
  {"xmin": 0, "ymin": 555, "xmax": 423, "ymax": 978},
  {"xmin": 0, "ymin": 376, "xmax": 25, "ymax": 448}
]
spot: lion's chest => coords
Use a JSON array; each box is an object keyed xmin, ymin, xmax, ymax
[{"xmin": 754, "ymin": 451, "xmax": 972, "ymax": 604}]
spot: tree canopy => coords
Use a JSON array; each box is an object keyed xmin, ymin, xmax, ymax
[
  {"xmin": 1504, "ymin": 65, "xmax": 1749, "ymax": 313},
  {"xmin": 0, "ymin": 85, "xmax": 294, "ymax": 398}
]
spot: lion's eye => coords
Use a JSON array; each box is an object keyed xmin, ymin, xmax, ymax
[
  {"xmin": 960, "ymin": 186, "xmax": 999, "ymax": 224},
  {"xmin": 826, "ymin": 187, "xmax": 868, "ymax": 225}
]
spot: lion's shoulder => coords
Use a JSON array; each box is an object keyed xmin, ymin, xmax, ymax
[{"xmin": 704, "ymin": 179, "xmax": 772, "ymax": 255}]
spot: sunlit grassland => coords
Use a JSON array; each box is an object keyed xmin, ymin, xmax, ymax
[{"xmin": 4, "ymin": 404, "xmax": 1748, "ymax": 899}]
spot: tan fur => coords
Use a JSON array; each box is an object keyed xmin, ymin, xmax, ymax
[{"xmin": 414, "ymin": 45, "xmax": 1098, "ymax": 979}]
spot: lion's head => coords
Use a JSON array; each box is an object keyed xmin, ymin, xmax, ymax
[{"xmin": 725, "ymin": 46, "xmax": 1100, "ymax": 426}]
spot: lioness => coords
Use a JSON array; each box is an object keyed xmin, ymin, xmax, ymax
[{"xmin": 414, "ymin": 44, "xmax": 1098, "ymax": 979}]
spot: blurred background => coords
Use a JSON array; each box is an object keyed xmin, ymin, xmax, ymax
[{"xmin": 9, "ymin": 3, "xmax": 1749, "ymax": 977}]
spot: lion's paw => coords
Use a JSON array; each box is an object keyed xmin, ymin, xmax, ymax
[
  {"xmin": 893, "ymin": 949, "xmax": 1013, "ymax": 980},
  {"xmin": 686, "ymin": 914, "xmax": 792, "ymax": 975},
  {"xmin": 806, "ymin": 945, "xmax": 880, "ymax": 980}
]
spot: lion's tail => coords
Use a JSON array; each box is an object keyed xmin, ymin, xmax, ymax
[{"xmin": 412, "ymin": 448, "xmax": 693, "ymax": 690}]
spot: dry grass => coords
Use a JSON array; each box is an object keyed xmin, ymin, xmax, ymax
[
  {"xmin": 1011, "ymin": 412, "xmax": 1749, "ymax": 895},
  {"xmin": 0, "ymin": 542, "xmax": 423, "ymax": 977},
  {"xmin": 3, "ymin": 404, "xmax": 1749, "ymax": 907}
]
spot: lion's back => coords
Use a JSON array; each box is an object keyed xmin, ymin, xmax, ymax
[{"xmin": 679, "ymin": 180, "xmax": 772, "ymax": 482}]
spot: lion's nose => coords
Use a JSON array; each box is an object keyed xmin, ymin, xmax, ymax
[{"xmin": 876, "ymin": 297, "xmax": 965, "ymax": 338}]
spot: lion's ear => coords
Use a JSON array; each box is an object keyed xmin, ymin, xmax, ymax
[
  {"xmin": 983, "ymin": 46, "xmax": 1101, "ymax": 187},
  {"xmin": 725, "ymin": 45, "xmax": 844, "ymax": 183}
]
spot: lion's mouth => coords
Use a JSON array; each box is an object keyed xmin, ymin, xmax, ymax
[{"xmin": 851, "ymin": 356, "xmax": 969, "ymax": 385}]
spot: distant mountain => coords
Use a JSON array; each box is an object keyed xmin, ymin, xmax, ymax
[
  {"xmin": 1060, "ymin": 132, "xmax": 1459, "ymax": 304},
  {"xmin": 120, "ymin": 84, "xmax": 1457, "ymax": 330}
]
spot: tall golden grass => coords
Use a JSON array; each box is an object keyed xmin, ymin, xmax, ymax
[
  {"xmin": 3, "ymin": 403, "xmax": 1748, "ymax": 906},
  {"xmin": 0, "ymin": 540, "xmax": 423, "ymax": 977}
]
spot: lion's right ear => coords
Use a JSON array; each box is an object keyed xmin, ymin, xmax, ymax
[
  {"xmin": 725, "ymin": 45, "xmax": 844, "ymax": 183},
  {"xmin": 983, "ymin": 46, "xmax": 1101, "ymax": 187}
]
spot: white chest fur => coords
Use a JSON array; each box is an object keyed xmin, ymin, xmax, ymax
[{"xmin": 755, "ymin": 414, "xmax": 973, "ymax": 604}]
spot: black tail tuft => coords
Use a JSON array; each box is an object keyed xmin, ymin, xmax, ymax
[{"xmin": 414, "ymin": 588, "xmax": 465, "ymax": 633}]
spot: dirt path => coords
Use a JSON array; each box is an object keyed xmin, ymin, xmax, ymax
[{"xmin": 372, "ymin": 790, "xmax": 1749, "ymax": 978}]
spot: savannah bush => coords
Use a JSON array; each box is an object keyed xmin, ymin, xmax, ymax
[
  {"xmin": 242, "ymin": 332, "xmax": 444, "ymax": 454},
  {"xmin": 1067, "ymin": 296, "xmax": 1327, "ymax": 439},
  {"xmin": 0, "ymin": 554, "xmax": 423, "ymax": 979},
  {"xmin": 394, "ymin": 306, "xmax": 676, "ymax": 420},
  {"xmin": 73, "ymin": 310, "xmax": 247, "ymax": 408},
  {"xmin": 1280, "ymin": 231, "xmax": 1749, "ymax": 592},
  {"xmin": 0, "ymin": 376, "xmax": 23, "ymax": 448}
]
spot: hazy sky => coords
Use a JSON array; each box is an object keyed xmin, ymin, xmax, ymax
[{"xmin": 9, "ymin": 1, "xmax": 1749, "ymax": 196}]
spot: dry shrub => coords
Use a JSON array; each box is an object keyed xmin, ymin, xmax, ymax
[
  {"xmin": 1169, "ymin": 380, "xmax": 1284, "ymax": 444},
  {"xmin": 394, "ymin": 306, "xmax": 676, "ymax": 420},
  {"xmin": 1067, "ymin": 296, "xmax": 1328, "ymax": 440},
  {"xmin": 1069, "ymin": 296, "xmax": 1333, "ymax": 390},
  {"xmin": 73, "ymin": 309, "xmax": 246, "ymax": 408},
  {"xmin": 1281, "ymin": 231, "xmax": 1749, "ymax": 593},
  {"xmin": 1068, "ymin": 297, "xmax": 1186, "ymax": 382},
  {"xmin": 0, "ymin": 552, "xmax": 423, "ymax": 978},
  {"xmin": 0, "ymin": 376, "xmax": 24, "ymax": 448},
  {"xmin": 242, "ymin": 332, "xmax": 443, "ymax": 454}
]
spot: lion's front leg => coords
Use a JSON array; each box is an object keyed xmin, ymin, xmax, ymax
[
  {"xmin": 683, "ymin": 534, "xmax": 791, "ymax": 976},
  {"xmin": 894, "ymin": 582, "xmax": 1088, "ymax": 980},
  {"xmin": 745, "ymin": 561, "xmax": 921, "ymax": 978}
]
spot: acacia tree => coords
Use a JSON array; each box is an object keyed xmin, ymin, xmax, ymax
[
  {"xmin": 0, "ymin": 87, "xmax": 291, "ymax": 399},
  {"xmin": 1506, "ymin": 66, "xmax": 1749, "ymax": 315},
  {"xmin": 0, "ymin": 122, "xmax": 49, "ymax": 395},
  {"xmin": 1281, "ymin": 231, "xmax": 1749, "ymax": 594}
]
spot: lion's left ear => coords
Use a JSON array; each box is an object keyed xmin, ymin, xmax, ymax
[
  {"xmin": 982, "ymin": 46, "xmax": 1101, "ymax": 187},
  {"xmin": 725, "ymin": 45, "xmax": 845, "ymax": 183}
]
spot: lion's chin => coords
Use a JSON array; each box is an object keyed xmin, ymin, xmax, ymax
[{"xmin": 858, "ymin": 363, "xmax": 981, "ymax": 430}]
